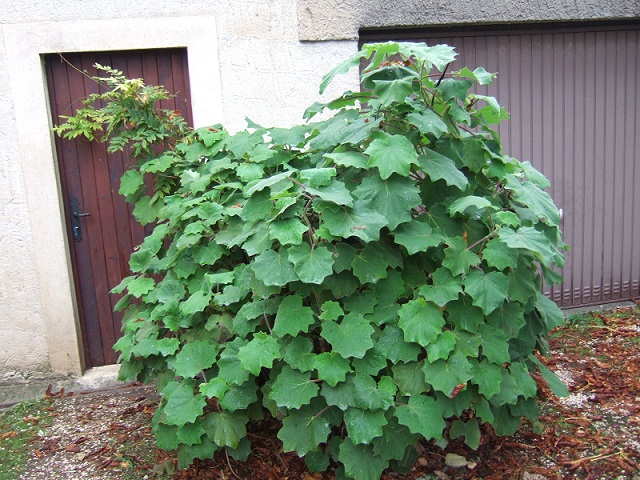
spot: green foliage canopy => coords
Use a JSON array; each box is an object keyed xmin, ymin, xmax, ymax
[{"xmin": 56, "ymin": 42, "xmax": 568, "ymax": 480}]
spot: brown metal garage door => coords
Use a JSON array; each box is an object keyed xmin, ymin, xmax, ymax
[{"xmin": 361, "ymin": 22, "xmax": 640, "ymax": 308}]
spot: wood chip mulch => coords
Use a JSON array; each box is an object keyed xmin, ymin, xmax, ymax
[{"xmin": 18, "ymin": 305, "xmax": 640, "ymax": 479}]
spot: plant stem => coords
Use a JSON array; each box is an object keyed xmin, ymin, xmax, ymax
[
  {"xmin": 466, "ymin": 231, "xmax": 496, "ymax": 251},
  {"xmin": 263, "ymin": 312, "xmax": 273, "ymax": 334},
  {"xmin": 302, "ymin": 197, "xmax": 316, "ymax": 251},
  {"xmin": 288, "ymin": 176, "xmax": 308, "ymax": 191},
  {"xmin": 313, "ymin": 405, "xmax": 331, "ymax": 418},
  {"xmin": 434, "ymin": 63, "xmax": 450, "ymax": 88}
]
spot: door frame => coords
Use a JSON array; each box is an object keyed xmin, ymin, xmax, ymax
[{"xmin": 3, "ymin": 16, "xmax": 224, "ymax": 374}]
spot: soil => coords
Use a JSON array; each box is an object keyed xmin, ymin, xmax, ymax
[{"xmin": 7, "ymin": 306, "xmax": 640, "ymax": 480}]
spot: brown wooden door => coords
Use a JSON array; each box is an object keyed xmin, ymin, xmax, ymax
[{"xmin": 45, "ymin": 49, "xmax": 193, "ymax": 367}]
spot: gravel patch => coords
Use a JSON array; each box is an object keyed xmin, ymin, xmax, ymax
[{"xmin": 20, "ymin": 385, "xmax": 158, "ymax": 480}]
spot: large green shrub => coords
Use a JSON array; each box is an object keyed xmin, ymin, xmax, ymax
[{"xmin": 57, "ymin": 43, "xmax": 568, "ymax": 480}]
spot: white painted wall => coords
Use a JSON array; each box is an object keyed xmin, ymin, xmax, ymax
[{"xmin": 0, "ymin": 0, "xmax": 358, "ymax": 378}]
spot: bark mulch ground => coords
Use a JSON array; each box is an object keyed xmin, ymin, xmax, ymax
[{"xmin": 3, "ymin": 305, "xmax": 640, "ymax": 480}]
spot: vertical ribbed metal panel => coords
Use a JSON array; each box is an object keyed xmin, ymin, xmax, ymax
[{"xmin": 361, "ymin": 24, "xmax": 640, "ymax": 307}]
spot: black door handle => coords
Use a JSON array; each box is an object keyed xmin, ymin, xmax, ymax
[{"xmin": 70, "ymin": 197, "xmax": 90, "ymax": 242}]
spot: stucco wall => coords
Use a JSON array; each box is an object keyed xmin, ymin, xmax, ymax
[
  {"xmin": 2, "ymin": 0, "xmax": 638, "ymax": 378},
  {"xmin": 0, "ymin": 0, "xmax": 358, "ymax": 378},
  {"xmin": 0, "ymin": 33, "xmax": 51, "ymax": 379},
  {"xmin": 298, "ymin": 0, "xmax": 640, "ymax": 40}
]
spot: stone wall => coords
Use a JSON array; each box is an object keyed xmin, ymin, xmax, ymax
[{"xmin": 298, "ymin": 0, "xmax": 640, "ymax": 40}]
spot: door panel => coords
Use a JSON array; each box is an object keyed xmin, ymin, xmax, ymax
[{"xmin": 46, "ymin": 49, "xmax": 193, "ymax": 367}]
